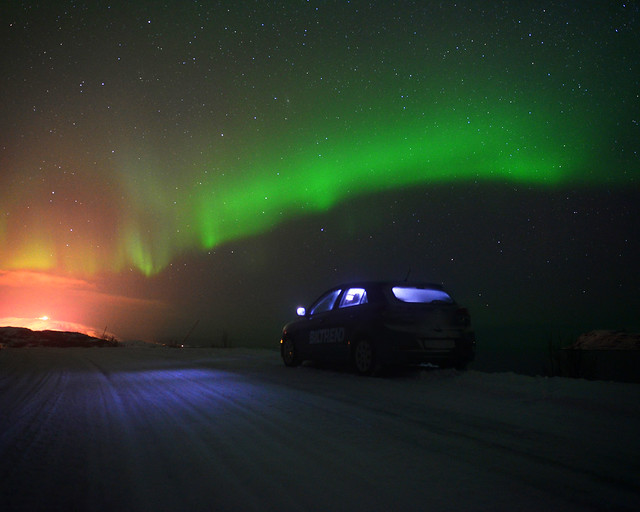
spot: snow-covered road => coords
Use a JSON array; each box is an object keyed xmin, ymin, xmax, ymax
[{"xmin": 0, "ymin": 348, "xmax": 638, "ymax": 511}]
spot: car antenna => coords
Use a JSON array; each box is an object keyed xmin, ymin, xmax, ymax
[{"xmin": 403, "ymin": 268, "xmax": 411, "ymax": 281}]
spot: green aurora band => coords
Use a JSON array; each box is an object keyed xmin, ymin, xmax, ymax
[
  {"xmin": 117, "ymin": 107, "xmax": 610, "ymax": 276},
  {"xmin": 4, "ymin": 1, "xmax": 638, "ymax": 279},
  {"xmin": 1, "ymin": 88, "xmax": 634, "ymax": 277}
]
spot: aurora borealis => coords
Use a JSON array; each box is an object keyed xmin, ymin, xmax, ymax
[{"xmin": 1, "ymin": 2, "xmax": 638, "ymax": 350}]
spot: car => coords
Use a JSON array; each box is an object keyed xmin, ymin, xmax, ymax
[{"xmin": 280, "ymin": 281, "xmax": 476, "ymax": 375}]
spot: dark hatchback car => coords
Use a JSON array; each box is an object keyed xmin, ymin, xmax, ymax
[{"xmin": 280, "ymin": 281, "xmax": 475, "ymax": 375}]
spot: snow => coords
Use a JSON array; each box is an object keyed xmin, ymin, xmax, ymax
[
  {"xmin": 0, "ymin": 346, "xmax": 638, "ymax": 511},
  {"xmin": 571, "ymin": 330, "xmax": 640, "ymax": 350}
]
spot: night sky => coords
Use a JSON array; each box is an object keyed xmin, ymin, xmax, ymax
[{"xmin": 1, "ymin": 2, "xmax": 638, "ymax": 352}]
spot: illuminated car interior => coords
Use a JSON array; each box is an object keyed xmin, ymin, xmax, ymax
[
  {"xmin": 391, "ymin": 287, "xmax": 453, "ymax": 304},
  {"xmin": 339, "ymin": 288, "xmax": 368, "ymax": 308},
  {"xmin": 310, "ymin": 289, "xmax": 342, "ymax": 315}
]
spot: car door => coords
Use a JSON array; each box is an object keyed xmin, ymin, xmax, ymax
[
  {"xmin": 321, "ymin": 286, "xmax": 370, "ymax": 362},
  {"xmin": 303, "ymin": 288, "xmax": 343, "ymax": 361}
]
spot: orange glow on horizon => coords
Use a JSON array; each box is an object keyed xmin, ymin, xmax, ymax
[
  {"xmin": 0, "ymin": 270, "xmax": 96, "ymax": 335},
  {"xmin": 0, "ymin": 269, "xmax": 168, "ymax": 341}
]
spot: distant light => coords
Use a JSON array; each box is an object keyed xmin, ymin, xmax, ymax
[{"xmin": 296, "ymin": 307, "xmax": 306, "ymax": 316}]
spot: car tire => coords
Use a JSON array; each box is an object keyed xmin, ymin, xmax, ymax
[
  {"xmin": 353, "ymin": 339, "xmax": 378, "ymax": 376},
  {"xmin": 281, "ymin": 338, "xmax": 301, "ymax": 367}
]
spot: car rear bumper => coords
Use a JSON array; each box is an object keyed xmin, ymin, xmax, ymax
[{"xmin": 380, "ymin": 332, "xmax": 476, "ymax": 367}]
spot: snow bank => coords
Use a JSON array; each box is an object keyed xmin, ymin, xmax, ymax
[
  {"xmin": 570, "ymin": 330, "xmax": 640, "ymax": 350},
  {"xmin": 550, "ymin": 330, "xmax": 640, "ymax": 382}
]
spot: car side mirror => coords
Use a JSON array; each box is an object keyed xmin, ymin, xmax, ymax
[{"xmin": 296, "ymin": 307, "xmax": 306, "ymax": 317}]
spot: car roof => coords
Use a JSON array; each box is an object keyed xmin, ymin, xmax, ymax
[{"xmin": 331, "ymin": 281, "xmax": 446, "ymax": 291}]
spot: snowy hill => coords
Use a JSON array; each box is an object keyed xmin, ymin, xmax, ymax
[{"xmin": 0, "ymin": 326, "xmax": 119, "ymax": 348}]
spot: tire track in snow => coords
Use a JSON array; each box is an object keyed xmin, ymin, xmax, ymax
[
  {"xmin": 1, "ymin": 349, "xmax": 639, "ymax": 512},
  {"xmin": 238, "ymin": 363, "xmax": 640, "ymax": 511}
]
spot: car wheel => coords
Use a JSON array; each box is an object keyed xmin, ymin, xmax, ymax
[
  {"xmin": 353, "ymin": 339, "xmax": 377, "ymax": 376},
  {"xmin": 281, "ymin": 338, "xmax": 301, "ymax": 367}
]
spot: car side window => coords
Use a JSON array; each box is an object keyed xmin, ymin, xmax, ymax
[
  {"xmin": 309, "ymin": 289, "xmax": 341, "ymax": 316},
  {"xmin": 339, "ymin": 288, "xmax": 368, "ymax": 308}
]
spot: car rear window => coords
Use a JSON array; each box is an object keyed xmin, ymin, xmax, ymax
[{"xmin": 391, "ymin": 286, "xmax": 453, "ymax": 303}]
